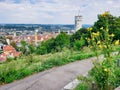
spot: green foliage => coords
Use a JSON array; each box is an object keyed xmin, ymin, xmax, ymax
[
  {"xmin": 70, "ymin": 28, "xmax": 88, "ymax": 47},
  {"xmin": 36, "ymin": 32, "xmax": 70, "ymax": 54},
  {"xmin": 54, "ymin": 32, "xmax": 70, "ymax": 51},
  {"xmin": 87, "ymin": 12, "xmax": 120, "ymax": 89},
  {"xmin": 73, "ymin": 37, "xmax": 85, "ymax": 50},
  {"xmin": 0, "ymin": 48, "xmax": 94, "ymax": 85},
  {"xmin": 36, "ymin": 45, "xmax": 47, "ymax": 55},
  {"xmin": 92, "ymin": 11, "xmax": 120, "ymax": 40},
  {"xmin": 19, "ymin": 40, "xmax": 28, "ymax": 55},
  {"xmin": 10, "ymin": 41, "xmax": 18, "ymax": 51},
  {"xmin": 28, "ymin": 44, "xmax": 35, "ymax": 54},
  {"xmin": 74, "ymin": 83, "xmax": 89, "ymax": 90}
]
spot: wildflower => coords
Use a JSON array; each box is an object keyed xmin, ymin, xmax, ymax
[
  {"xmin": 92, "ymin": 32, "xmax": 100, "ymax": 37},
  {"xmin": 104, "ymin": 68, "xmax": 110, "ymax": 72},
  {"xmin": 100, "ymin": 27, "xmax": 103, "ymax": 30},
  {"xmin": 104, "ymin": 45, "xmax": 107, "ymax": 48},
  {"xmin": 99, "ymin": 45, "xmax": 103, "ymax": 49},
  {"xmin": 106, "ymin": 29, "xmax": 109, "ymax": 32},
  {"xmin": 104, "ymin": 68, "xmax": 108, "ymax": 72},
  {"xmin": 97, "ymin": 41, "xmax": 101, "ymax": 45},
  {"xmin": 115, "ymin": 40, "xmax": 119, "ymax": 45},
  {"xmin": 92, "ymin": 36, "xmax": 95, "ymax": 40},
  {"xmin": 110, "ymin": 33, "xmax": 115, "ymax": 37},
  {"xmin": 92, "ymin": 32, "xmax": 96, "ymax": 36},
  {"xmin": 101, "ymin": 11, "xmax": 109, "ymax": 17},
  {"xmin": 96, "ymin": 31, "xmax": 100, "ymax": 36},
  {"xmin": 87, "ymin": 27, "xmax": 92, "ymax": 31},
  {"xmin": 89, "ymin": 46, "xmax": 93, "ymax": 49}
]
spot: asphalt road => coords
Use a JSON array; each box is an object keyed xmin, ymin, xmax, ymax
[{"xmin": 0, "ymin": 57, "xmax": 96, "ymax": 90}]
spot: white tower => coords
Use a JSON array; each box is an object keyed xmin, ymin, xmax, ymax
[
  {"xmin": 75, "ymin": 15, "xmax": 82, "ymax": 31},
  {"xmin": 35, "ymin": 29, "xmax": 38, "ymax": 45},
  {"xmin": 13, "ymin": 31, "xmax": 16, "ymax": 37}
]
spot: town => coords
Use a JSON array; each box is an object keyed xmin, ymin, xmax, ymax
[
  {"xmin": 0, "ymin": 0, "xmax": 120, "ymax": 89},
  {"xmin": 0, "ymin": 15, "xmax": 85, "ymax": 62}
]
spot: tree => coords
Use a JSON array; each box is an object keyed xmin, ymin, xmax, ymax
[
  {"xmin": 36, "ymin": 45, "xmax": 47, "ymax": 55},
  {"xmin": 20, "ymin": 40, "xmax": 28, "ymax": 54},
  {"xmin": 70, "ymin": 28, "xmax": 88, "ymax": 47},
  {"xmin": 28, "ymin": 44, "xmax": 35, "ymax": 54},
  {"xmin": 73, "ymin": 36, "xmax": 85, "ymax": 50},
  {"xmin": 54, "ymin": 32, "xmax": 70, "ymax": 51},
  {"xmin": 93, "ymin": 11, "xmax": 120, "ymax": 40},
  {"xmin": 10, "ymin": 41, "xmax": 18, "ymax": 51}
]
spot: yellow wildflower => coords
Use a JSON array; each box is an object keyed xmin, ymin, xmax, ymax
[
  {"xmin": 99, "ymin": 45, "xmax": 103, "ymax": 49},
  {"xmin": 104, "ymin": 68, "xmax": 108, "ymax": 72},
  {"xmin": 87, "ymin": 27, "xmax": 92, "ymax": 31},
  {"xmin": 106, "ymin": 29, "xmax": 109, "ymax": 32},
  {"xmin": 96, "ymin": 31, "xmax": 100, "ymax": 36},
  {"xmin": 104, "ymin": 68, "xmax": 110, "ymax": 72},
  {"xmin": 92, "ymin": 36, "xmax": 95, "ymax": 40},
  {"xmin": 97, "ymin": 41, "xmax": 101, "ymax": 45},
  {"xmin": 104, "ymin": 45, "xmax": 107, "ymax": 48},
  {"xmin": 92, "ymin": 32, "xmax": 100, "ymax": 37},
  {"xmin": 115, "ymin": 40, "xmax": 119, "ymax": 45},
  {"xmin": 92, "ymin": 32, "xmax": 96, "ymax": 36},
  {"xmin": 100, "ymin": 27, "xmax": 103, "ymax": 30},
  {"xmin": 101, "ymin": 11, "xmax": 109, "ymax": 17},
  {"xmin": 110, "ymin": 33, "xmax": 115, "ymax": 37}
]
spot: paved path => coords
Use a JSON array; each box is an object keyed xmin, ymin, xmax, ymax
[{"xmin": 0, "ymin": 57, "xmax": 96, "ymax": 90}]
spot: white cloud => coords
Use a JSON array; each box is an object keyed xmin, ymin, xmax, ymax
[{"xmin": 0, "ymin": 0, "xmax": 119, "ymax": 24}]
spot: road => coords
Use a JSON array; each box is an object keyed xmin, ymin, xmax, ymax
[{"xmin": 0, "ymin": 57, "xmax": 96, "ymax": 90}]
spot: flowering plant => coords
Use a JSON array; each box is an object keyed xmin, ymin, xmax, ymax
[{"xmin": 87, "ymin": 14, "xmax": 120, "ymax": 89}]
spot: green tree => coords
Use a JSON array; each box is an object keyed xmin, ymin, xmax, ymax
[
  {"xmin": 54, "ymin": 32, "xmax": 70, "ymax": 51},
  {"xmin": 93, "ymin": 11, "xmax": 120, "ymax": 40},
  {"xmin": 36, "ymin": 45, "xmax": 47, "ymax": 55},
  {"xmin": 73, "ymin": 36, "xmax": 85, "ymax": 50},
  {"xmin": 70, "ymin": 28, "xmax": 88, "ymax": 47},
  {"xmin": 28, "ymin": 44, "xmax": 35, "ymax": 54},
  {"xmin": 10, "ymin": 41, "xmax": 18, "ymax": 51},
  {"xmin": 20, "ymin": 40, "xmax": 28, "ymax": 55}
]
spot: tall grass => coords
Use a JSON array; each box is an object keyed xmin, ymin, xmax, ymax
[{"xmin": 0, "ymin": 47, "xmax": 94, "ymax": 85}]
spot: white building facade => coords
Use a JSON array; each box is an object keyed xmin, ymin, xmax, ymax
[{"xmin": 75, "ymin": 16, "xmax": 82, "ymax": 31}]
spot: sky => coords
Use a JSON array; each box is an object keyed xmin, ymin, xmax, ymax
[{"xmin": 0, "ymin": 0, "xmax": 120, "ymax": 24}]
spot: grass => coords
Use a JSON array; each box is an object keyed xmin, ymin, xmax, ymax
[
  {"xmin": 74, "ymin": 83, "xmax": 89, "ymax": 90},
  {"xmin": 0, "ymin": 47, "xmax": 95, "ymax": 85},
  {"xmin": 74, "ymin": 52, "xmax": 120, "ymax": 90}
]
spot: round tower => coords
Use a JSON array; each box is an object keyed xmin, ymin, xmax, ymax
[{"xmin": 75, "ymin": 15, "xmax": 82, "ymax": 31}]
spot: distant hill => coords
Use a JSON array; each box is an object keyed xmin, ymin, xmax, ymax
[
  {"xmin": 82, "ymin": 24, "xmax": 93, "ymax": 28},
  {"xmin": 0, "ymin": 24, "xmax": 92, "ymax": 31}
]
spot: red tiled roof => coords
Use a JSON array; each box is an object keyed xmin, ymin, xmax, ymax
[
  {"xmin": 14, "ymin": 52, "xmax": 21, "ymax": 57},
  {"xmin": 0, "ymin": 54, "xmax": 7, "ymax": 62},
  {"xmin": 3, "ymin": 45, "xmax": 21, "ymax": 57},
  {"xmin": 3, "ymin": 45, "xmax": 16, "ymax": 52}
]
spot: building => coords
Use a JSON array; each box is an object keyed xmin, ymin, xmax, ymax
[
  {"xmin": 0, "ymin": 54, "xmax": 6, "ymax": 62},
  {"xmin": 3, "ymin": 45, "xmax": 21, "ymax": 58},
  {"xmin": 75, "ymin": 15, "xmax": 82, "ymax": 31}
]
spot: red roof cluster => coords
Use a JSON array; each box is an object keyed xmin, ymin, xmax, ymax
[
  {"xmin": 0, "ymin": 45, "xmax": 21, "ymax": 62},
  {"xmin": 3, "ymin": 45, "xmax": 21, "ymax": 57},
  {"xmin": 12, "ymin": 33, "xmax": 57, "ymax": 44},
  {"xmin": 3, "ymin": 45, "xmax": 16, "ymax": 52}
]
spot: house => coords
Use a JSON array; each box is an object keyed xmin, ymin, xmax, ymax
[
  {"xmin": 0, "ymin": 54, "xmax": 7, "ymax": 62},
  {"xmin": 3, "ymin": 45, "xmax": 21, "ymax": 58}
]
